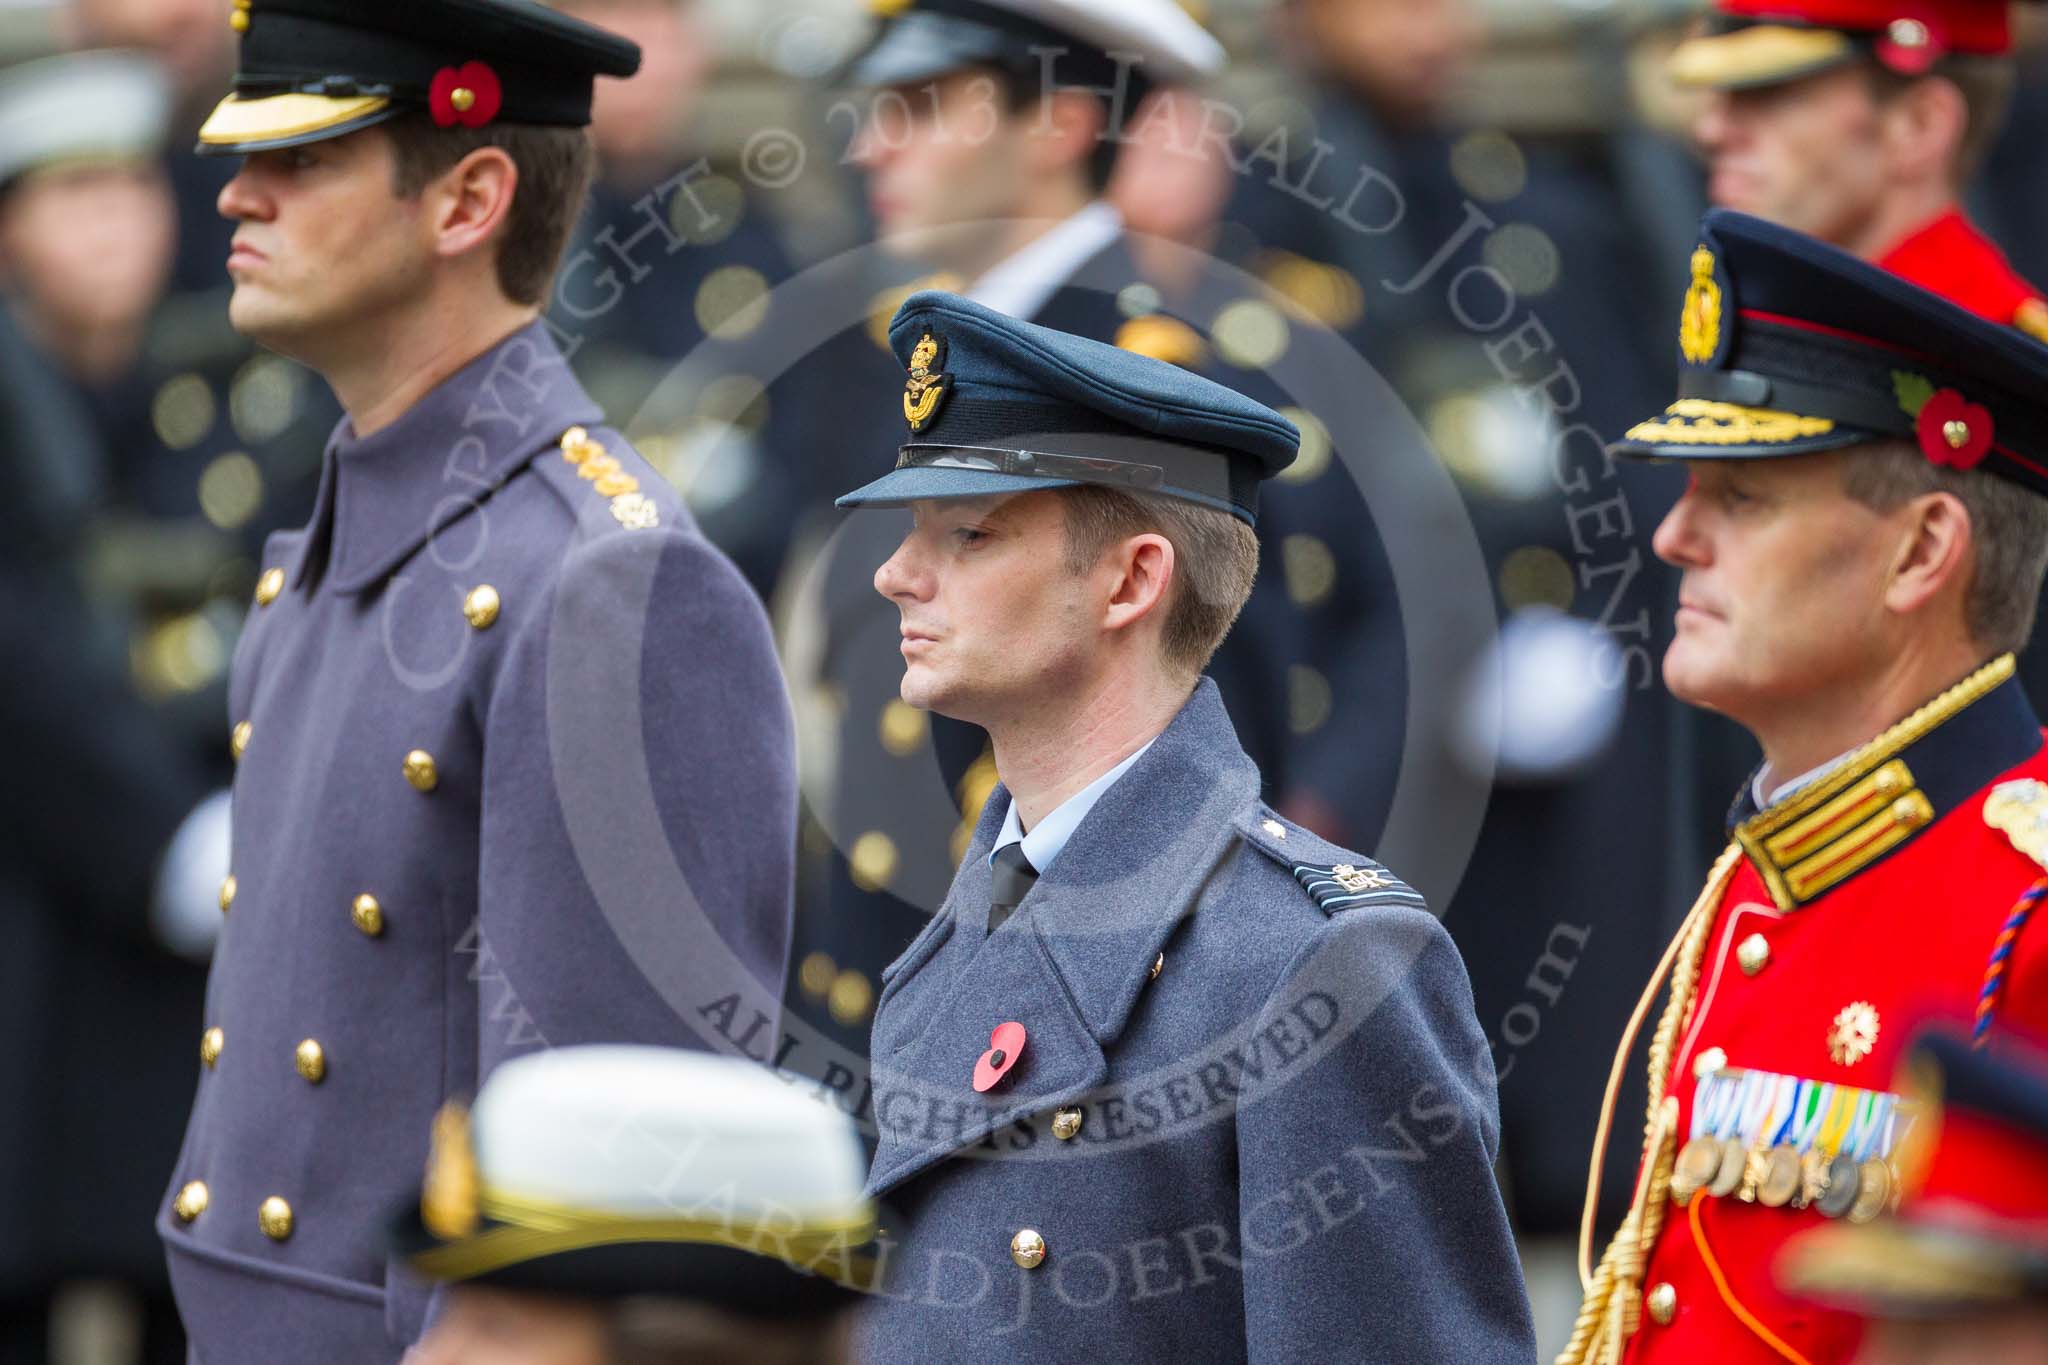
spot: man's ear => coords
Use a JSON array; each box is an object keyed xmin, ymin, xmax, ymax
[
  {"xmin": 1883, "ymin": 489, "xmax": 1974, "ymax": 620},
  {"xmin": 1028, "ymin": 90, "xmax": 1109, "ymax": 178},
  {"xmin": 1102, "ymin": 533, "xmax": 1176, "ymax": 636},
  {"xmin": 425, "ymin": 146, "xmax": 520, "ymax": 266},
  {"xmin": 1882, "ymin": 75, "xmax": 1970, "ymax": 186}
]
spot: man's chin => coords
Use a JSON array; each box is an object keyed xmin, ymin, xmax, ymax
[{"xmin": 1662, "ymin": 645, "xmax": 1739, "ymax": 717}]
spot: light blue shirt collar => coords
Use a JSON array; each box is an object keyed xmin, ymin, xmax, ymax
[{"xmin": 989, "ymin": 739, "xmax": 1156, "ymax": 875}]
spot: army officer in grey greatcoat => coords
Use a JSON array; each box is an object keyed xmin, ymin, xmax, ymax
[
  {"xmin": 156, "ymin": 3, "xmax": 797, "ymax": 1361},
  {"xmin": 833, "ymin": 289, "xmax": 1536, "ymax": 1361}
]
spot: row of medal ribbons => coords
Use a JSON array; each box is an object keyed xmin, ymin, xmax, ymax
[{"xmin": 1670, "ymin": 1066, "xmax": 1912, "ymax": 1222}]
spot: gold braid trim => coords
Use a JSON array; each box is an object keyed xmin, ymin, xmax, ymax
[{"xmin": 1557, "ymin": 845, "xmax": 1742, "ymax": 1365}]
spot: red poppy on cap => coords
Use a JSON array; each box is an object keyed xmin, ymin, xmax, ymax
[
  {"xmin": 1918, "ymin": 388, "xmax": 1994, "ymax": 470},
  {"xmin": 429, "ymin": 61, "xmax": 502, "ymax": 129}
]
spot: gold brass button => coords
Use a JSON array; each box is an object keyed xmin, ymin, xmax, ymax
[
  {"xmin": 219, "ymin": 876, "xmax": 237, "ymax": 915},
  {"xmin": 352, "ymin": 893, "xmax": 385, "ymax": 937},
  {"xmin": 1693, "ymin": 1046, "xmax": 1727, "ymax": 1079},
  {"xmin": 1010, "ymin": 1229, "xmax": 1046, "ymax": 1269},
  {"xmin": 1891, "ymin": 797, "xmax": 1928, "ymax": 828},
  {"xmin": 1874, "ymin": 767, "xmax": 1903, "ymax": 796},
  {"xmin": 230, "ymin": 720, "xmax": 252, "ymax": 761},
  {"xmin": 295, "ymin": 1039, "xmax": 327, "ymax": 1084},
  {"xmin": 463, "ymin": 585, "xmax": 501, "ymax": 630},
  {"xmin": 258, "ymin": 1196, "xmax": 293, "ymax": 1241},
  {"xmin": 1737, "ymin": 933, "xmax": 1771, "ymax": 977},
  {"xmin": 1149, "ymin": 952, "xmax": 1164, "ymax": 981},
  {"xmin": 1051, "ymin": 1107, "xmax": 1083, "ymax": 1140},
  {"xmin": 173, "ymin": 1181, "xmax": 209, "ymax": 1223},
  {"xmin": 200, "ymin": 1027, "xmax": 224, "ymax": 1069},
  {"xmin": 403, "ymin": 750, "xmax": 439, "ymax": 792},
  {"xmin": 1647, "ymin": 1282, "xmax": 1677, "ymax": 1326},
  {"xmin": 254, "ymin": 567, "xmax": 284, "ymax": 606}
]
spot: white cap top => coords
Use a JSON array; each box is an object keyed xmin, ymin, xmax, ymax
[
  {"xmin": 0, "ymin": 49, "xmax": 169, "ymax": 188},
  {"xmin": 471, "ymin": 1045, "xmax": 869, "ymax": 1227},
  {"xmin": 855, "ymin": 0, "xmax": 1225, "ymax": 90},
  {"xmin": 1009, "ymin": 0, "xmax": 1225, "ymax": 84}
]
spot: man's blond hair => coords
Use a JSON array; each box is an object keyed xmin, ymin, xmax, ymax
[{"xmin": 1056, "ymin": 485, "xmax": 1261, "ymax": 676}]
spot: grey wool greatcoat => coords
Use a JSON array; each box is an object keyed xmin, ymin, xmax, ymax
[
  {"xmin": 854, "ymin": 680, "xmax": 1537, "ymax": 1363},
  {"xmin": 158, "ymin": 321, "xmax": 797, "ymax": 1363}
]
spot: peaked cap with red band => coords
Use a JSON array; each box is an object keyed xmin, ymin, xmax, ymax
[
  {"xmin": 1670, "ymin": 0, "xmax": 2033, "ymax": 91},
  {"xmin": 1612, "ymin": 209, "xmax": 2048, "ymax": 497},
  {"xmin": 196, "ymin": 0, "xmax": 640, "ymax": 157},
  {"xmin": 1779, "ymin": 1028, "xmax": 2048, "ymax": 1314}
]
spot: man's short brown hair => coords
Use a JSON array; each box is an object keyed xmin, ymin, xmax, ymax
[
  {"xmin": 1840, "ymin": 439, "xmax": 2048, "ymax": 654},
  {"xmin": 381, "ymin": 112, "xmax": 595, "ymax": 306},
  {"xmin": 1867, "ymin": 55, "xmax": 2017, "ymax": 185},
  {"xmin": 1056, "ymin": 485, "xmax": 1261, "ymax": 676}
]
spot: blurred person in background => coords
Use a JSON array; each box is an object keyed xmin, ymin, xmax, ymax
[
  {"xmin": 0, "ymin": 47, "xmax": 218, "ymax": 1365},
  {"xmin": 1975, "ymin": 3, "xmax": 2048, "ymax": 290},
  {"xmin": 1780, "ymin": 1029, "xmax": 2048, "ymax": 1365},
  {"xmin": 63, "ymin": 0, "xmax": 242, "ymax": 293},
  {"xmin": 59, "ymin": 0, "xmax": 341, "ymax": 699},
  {"xmin": 0, "ymin": 32, "xmax": 331, "ymax": 776},
  {"xmin": 548, "ymin": 0, "xmax": 798, "ymax": 590},
  {"xmin": 1672, "ymin": 0, "xmax": 2045, "ymax": 337},
  {"xmin": 394, "ymin": 1047, "xmax": 866, "ymax": 1365}
]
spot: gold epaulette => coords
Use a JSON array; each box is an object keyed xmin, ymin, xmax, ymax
[{"xmin": 559, "ymin": 426, "xmax": 660, "ymax": 530}]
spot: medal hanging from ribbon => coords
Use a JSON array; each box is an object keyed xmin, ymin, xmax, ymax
[{"xmin": 1670, "ymin": 1063, "xmax": 1912, "ymax": 1217}]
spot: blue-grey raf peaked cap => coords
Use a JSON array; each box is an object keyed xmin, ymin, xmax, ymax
[{"xmin": 835, "ymin": 290, "xmax": 1300, "ymax": 526}]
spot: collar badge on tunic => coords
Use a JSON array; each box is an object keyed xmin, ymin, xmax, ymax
[{"xmin": 903, "ymin": 331, "xmax": 952, "ymax": 433}]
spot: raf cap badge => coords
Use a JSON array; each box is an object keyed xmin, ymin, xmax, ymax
[{"xmin": 903, "ymin": 331, "xmax": 952, "ymax": 433}]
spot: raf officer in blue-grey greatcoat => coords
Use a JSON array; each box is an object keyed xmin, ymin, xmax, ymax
[
  {"xmin": 836, "ymin": 291, "xmax": 1536, "ymax": 1361},
  {"xmin": 156, "ymin": 4, "xmax": 797, "ymax": 1362}
]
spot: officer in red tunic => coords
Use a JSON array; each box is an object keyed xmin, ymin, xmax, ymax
[
  {"xmin": 1670, "ymin": 0, "xmax": 2048, "ymax": 344},
  {"xmin": 1561, "ymin": 209, "xmax": 2048, "ymax": 1365}
]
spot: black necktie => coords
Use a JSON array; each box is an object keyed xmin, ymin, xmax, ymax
[{"xmin": 988, "ymin": 843, "xmax": 1039, "ymax": 935}]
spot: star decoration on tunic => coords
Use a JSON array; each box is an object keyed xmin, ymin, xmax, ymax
[{"xmin": 1829, "ymin": 1000, "xmax": 1881, "ymax": 1067}]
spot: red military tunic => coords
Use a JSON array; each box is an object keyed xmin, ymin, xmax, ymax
[
  {"xmin": 1877, "ymin": 209, "xmax": 2048, "ymax": 346},
  {"xmin": 1572, "ymin": 655, "xmax": 2048, "ymax": 1365}
]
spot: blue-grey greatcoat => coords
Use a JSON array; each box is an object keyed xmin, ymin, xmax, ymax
[
  {"xmin": 855, "ymin": 681, "xmax": 1536, "ymax": 1362},
  {"xmin": 157, "ymin": 321, "xmax": 796, "ymax": 1363}
]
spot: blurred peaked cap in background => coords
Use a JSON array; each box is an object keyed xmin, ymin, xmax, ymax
[
  {"xmin": 196, "ymin": 0, "xmax": 641, "ymax": 156},
  {"xmin": 1779, "ymin": 1025, "xmax": 2048, "ymax": 1316},
  {"xmin": 846, "ymin": 0, "xmax": 1225, "ymax": 94},
  {"xmin": 836, "ymin": 289, "xmax": 1298, "ymax": 526},
  {"xmin": 393, "ymin": 1044, "xmax": 877, "ymax": 1310},
  {"xmin": 1670, "ymin": 0, "xmax": 2030, "ymax": 90},
  {"xmin": 1612, "ymin": 209, "xmax": 2048, "ymax": 499},
  {"xmin": 0, "ymin": 48, "xmax": 170, "ymax": 190}
]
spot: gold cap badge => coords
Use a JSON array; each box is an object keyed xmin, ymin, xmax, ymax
[
  {"xmin": 903, "ymin": 331, "xmax": 952, "ymax": 433},
  {"xmin": 1681, "ymin": 245, "xmax": 1723, "ymax": 365}
]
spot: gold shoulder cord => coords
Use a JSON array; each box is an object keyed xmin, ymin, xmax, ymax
[{"xmin": 1557, "ymin": 843, "xmax": 1745, "ymax": 1365}]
